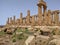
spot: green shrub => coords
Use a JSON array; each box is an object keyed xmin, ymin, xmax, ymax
[
  {"xmin": 12, "ymin": 38, "xmax": 16, "ymax": 42},
  {"xmin": 52, "ymin": 30, "xmax": 55, "ymax": 35},
  {"xmin": 17, "ymin": 33, "xmax": 24, "ymax": 40},
  {"xmin": 0, "ymin": 31, "xmax": 6, "ymax": 36}
]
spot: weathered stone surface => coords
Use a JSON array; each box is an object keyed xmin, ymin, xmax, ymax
[{"xmin": 6, "ymin": 0, "xmax": 60, "ymax": 26}]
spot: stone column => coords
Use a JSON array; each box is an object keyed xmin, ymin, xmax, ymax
[
  {"xmin": 54, "ymin": 10, "xmax": 59, "ymax": 26},
  {"xmin": 20, "ymin": 13, "xmax": 23, "ymax": 25},
  {"xmin": 13, "ymin": 16, "xmax": 16, "ymax": 24},
  {"xmin": 20, "ymin": 13, "xmax": 22, "ymax": 18},
  {"xmin": 23, "ymin": 18, "xmax": 26, "ymax": 25},
  {"xmin": 31, "ymin": 16, "xmax": 35, "ymax": 26},
  {"xmin": 35, "ymin": 15, "xmax": 37, "ymax": 25},
  {"xmin": 44, "ymin": 10, "xmax": 48, "ymax": 25},
  {"xmin": 43, "ymin": 3, "xmax": 47, "ymax": 25},
  {"xmin": 43, "ymin": 6, "xmax": 47, "ymax": 14},
  {"xmin": 51, "ymin": 13, "xmax": 54, "ymax": 26},
  {"xmin": 26, "ymin": 10, "xmax": 30, "ymax": 25},
  {"xmin": 47, "ymin": 10, "xmax": 52, "ymax": 25},
  {"xmin": 27, "ymin": 10, "xmax": 30, "ymax": 16},
  {"xmin": 38, "ymin": 6, "xmax": 42, "ymax": 25},
  {"xmin": 6, "ymin": 18, "xmax": 9, "ymax": 25},
  {"xmin": 16, "ymin": 19, "xmax": 20, "ymax": 26},
  {"xmin": 10, "ymin": 17, "xmax": 13, "ymax": 25},
  {"xmin": 37, "ymin": 0, "xmax": 47, "ymax": 26}
]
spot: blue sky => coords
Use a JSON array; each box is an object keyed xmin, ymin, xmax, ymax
[{"xmin": 0, "ymin": 0, "xmax": 60, "ymax": 25}]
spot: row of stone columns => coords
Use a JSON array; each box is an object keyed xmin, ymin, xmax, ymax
[
  {"xmin": 52, "ymin": 10, "xmax": 59, "ymax": 26},
  {"xmin": 6, "ymin": 10, "xmax": 35, "ymax": 26},
  {"xmin": 6, "ymin": 10, "xmax": 60, "ymax": 26},
  {"xmin": 6, "ymin": 0, "xmax": 60, "ymax": 26},
  {"xmin": 37, "ymin": 0, "xmax": 60, "ymax": 26}
]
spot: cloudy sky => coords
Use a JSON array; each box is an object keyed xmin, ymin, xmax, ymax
[{"xmin": 0, "ymin": 0, "xmax": 60, "ymax": 25}]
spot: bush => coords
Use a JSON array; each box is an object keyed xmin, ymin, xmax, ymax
[
  {"xmin": 52, "ymin": 30, "xmax": 55, "ymax": 35},
  {"xmin": 17, "ymin": 33, "xmax": 24, "ymax": 40},
  {"xmin": 0, "ymin": 31, "xmax": 6, "ymax": 36},
  {"xmin": 12, "ymin": 38, "xmax": 16, "ymax": 42}
]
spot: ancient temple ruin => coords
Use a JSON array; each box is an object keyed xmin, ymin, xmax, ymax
[{"xmin": 6, "ymin": 0, "xmax": 60, "ymax": 26}]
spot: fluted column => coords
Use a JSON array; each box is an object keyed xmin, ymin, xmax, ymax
[
  {"xmin": 27, "ymin": 10, "xmax": 30, "ymax": 16},
  {"xmin": 51, "ymin": 14, "xmax": 54, "ymax": 26},
  {"xmin": 38, "ymin": 6, "xmax": 42, "ymax": 25},
  {"xmin": 10, "ymin": 17, "xmax": 13, "ymax": 25},
  {"xmin": 13, "ymin": 16, "xmax": 16, "ymax": 24},
  {"xmin": 54, "ymin": 11, "xmax": 59, "ymax": 26},
  {"xmin": 37, "ymin": 0, "xmax": 47, "ymax": 26},
  {"xmin": 47, "ymin": 10, "xmax": 52, "ymax": 25},
  {"xmin": 16, "ymin": 19, "xmax": 20, "ymax": 26},
  {"xmin": 23, "ymin": 18, "xmax": 26, "ymax": 25},
  {"xmin": 26, "ymin": 10, "xmax": 30, "ymax": 25},
  {"xmin": 31, "ymin": 16, "xmax": 35, "ymax": 26},
  {"xmin": 44, "ymin": 10, "xmax": 48, "ymax": 25},
  {"xmin": 6, "ymin": 18, "xmax": 9, "ymax": 25},
  {"xmin": 20, "ymin": 13, "xmax": 23, "ymax": 25}
]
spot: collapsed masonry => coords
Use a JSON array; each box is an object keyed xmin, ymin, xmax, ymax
[{"xmin": 6, "ymin": 0, "xmax": 60, "ymax": 26}]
